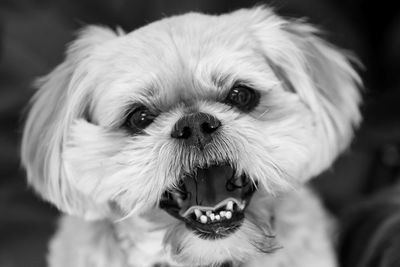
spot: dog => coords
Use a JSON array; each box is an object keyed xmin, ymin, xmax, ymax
[{"xmin": 21, "ymin": 6, "xmax": 362, "ymax": 267}]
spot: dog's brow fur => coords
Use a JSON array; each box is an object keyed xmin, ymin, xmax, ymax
[{"xmin": 211, "ymin": 72, "xmax": 232, "ymax": 89}]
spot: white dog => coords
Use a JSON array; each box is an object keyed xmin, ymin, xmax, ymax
[{"xmin": 21, "ymin": 6, "xmax": 361, "ymax": 267}]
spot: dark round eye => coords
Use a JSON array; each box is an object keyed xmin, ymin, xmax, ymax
[
  {"xmin": 224, "ymin": 85, "xmax": 260, "ymax": 112},
  {"xmin": 125, "ymin": 106, "xmax": 156, "ymax": 131}
]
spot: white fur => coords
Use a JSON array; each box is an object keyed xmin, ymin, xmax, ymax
[{"xmin": 21, "ymin": 6, "xmax": 361, "ymax": 267}]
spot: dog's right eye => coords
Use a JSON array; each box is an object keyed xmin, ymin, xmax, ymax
[
  {"xmin": 125, "ymin": 106, "xmax": 156, "ymax": 132},
  {"xmin": 224, "ymin": 85, "xmax": 260, "ymax": 112}
]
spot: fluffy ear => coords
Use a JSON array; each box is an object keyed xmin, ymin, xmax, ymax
[
  {"xmin": 21, "ymin": 26, "xmax": 122, "ymax": 219},
  {"xmin": 283, "ymin": 21, "xmax": 362, "ymax": 145},
  {"xmin": 251, "ymin": 8, "xmax": 362, "ymax": 175}
]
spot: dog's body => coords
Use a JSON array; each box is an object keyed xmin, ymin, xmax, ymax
[
  {"xmin": 50, "ymin": 187, "xmax": 335, "ymax": 267},
  {"xmin": 21, "ymin": 6, "xmax": 361, "ymax": 267}
]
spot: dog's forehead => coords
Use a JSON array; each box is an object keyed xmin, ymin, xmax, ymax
[{"xmin": 90, "ymin": 12, "xmax": 276, "ymax": 124}]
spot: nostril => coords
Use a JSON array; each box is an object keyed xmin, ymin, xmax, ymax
[
  {"xmin": 201, "ymin": 119, "xmax": 221, "ymax": 134},
  {"xmin": 171, "ymin": 125, "xmax": 191, "ymax": 139}
]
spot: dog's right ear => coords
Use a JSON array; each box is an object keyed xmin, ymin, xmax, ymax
[{"xmin": 21, "ymin": 26, "xmax": 123, "ymax": 219}]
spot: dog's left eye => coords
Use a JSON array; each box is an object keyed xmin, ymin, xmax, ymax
[
  {"xmin": 224, "ymin": 85, "xmax": 260, "ymax": 112},
  {"xmin": 125, "ymin": 106, "xmax": 156, "ymax": 131}
]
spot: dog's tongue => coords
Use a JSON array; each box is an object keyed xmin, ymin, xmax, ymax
[{"xmin": 180, "ymin": 165, "xmax": 243, "ymax": 210}]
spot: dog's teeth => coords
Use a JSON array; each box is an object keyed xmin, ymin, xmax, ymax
[
  {"xmin": 200, "ymin": 215, "xmax": 207, "ymax": 224},
  {"xmin": 225, "ymin": 211, "xmax": 232, "ymax": 219},
  {"xmin": 209, "ymin": 213, "xmax": 215, "ymax": 221},
  {"xmin": 215, "ymin": 215, "xmax": 221, "ymax": 221},
  {"xmin": 226, "ymin": 201, "xmax": 233, "ymax": 211},
  {"xmin": 194, "ymin": 209, "xmax": 202, "ymax": 219},
  {"xmin": 220, "ymin": 211, "xmax": 226, "ymax": 217},
  {"xmin": 206, "ymin": 210, "xmax": 212, "ymax": 216}
]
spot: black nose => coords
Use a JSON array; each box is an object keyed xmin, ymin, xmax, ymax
[{"xmin": 171, "ymin": 112, "xmax": 221, "ymax": 148}]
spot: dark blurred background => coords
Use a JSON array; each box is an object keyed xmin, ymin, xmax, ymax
[{"xmin": 0, "ymin": 1, "xmax": 399, "ymax": 267}]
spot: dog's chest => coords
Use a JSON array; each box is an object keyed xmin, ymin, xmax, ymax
[{"xmin": 115, "ymin": 217, "xmax": 172, "ymax": 266}]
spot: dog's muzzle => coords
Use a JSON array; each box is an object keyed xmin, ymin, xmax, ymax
[{"xmin": 160, "ymin": 164, "xmax": 257, "ymax": 239}]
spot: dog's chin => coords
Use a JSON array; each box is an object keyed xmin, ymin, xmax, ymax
[
  {"xmin": 159, "ymin": 163, "xmax": 257, "ymax": 240},
  {"xmin": 163, "ymin": 212, "xmax": 277, "ymax": 266}
]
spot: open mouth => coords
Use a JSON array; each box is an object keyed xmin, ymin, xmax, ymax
[{"xmin": 159, "ymin": 164, "xmax": 257, "ymax": 239}]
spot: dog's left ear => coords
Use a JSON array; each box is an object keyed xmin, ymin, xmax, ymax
[
  {"xmin": 250, "ymin": 7, "xmax": 362, "ymax": 174},
  {"xmin": 21, "ymin": 26, "xmax": 123, "ymax": 220}
]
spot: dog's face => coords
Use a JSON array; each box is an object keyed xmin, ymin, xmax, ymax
[{"xmin": 21, "ymin": 7, "xmax": 361, "ymax": 265}]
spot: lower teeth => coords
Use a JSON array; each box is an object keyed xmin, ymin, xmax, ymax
[
  {"xmin": 200, "ymin": 215, "xmax": 207, "ymax": 224},
  {"xmin": 195, "ymin": 209, "xmax": 235, "ymax": 224},
  {"xmin": 225, "ymin": 211, "xmax": 232, "ymax": 219},
  {"xmin": 185, "ymin": 199, "xmax": 245, "ymax": 224}
]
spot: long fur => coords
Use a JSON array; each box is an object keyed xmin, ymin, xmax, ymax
[{"xmin": 21, "ymin": 6, "xmax": 361, "ymax": 267}]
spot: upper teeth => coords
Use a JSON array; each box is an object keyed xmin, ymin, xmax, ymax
[
  {"xmin": 194, "ymin": 209, "xmax": 202, "ymax": 219},
  {"xmin": 184, "ymin": 199, "xmax": 245, "ymax": 224},
  {"xmin": 226, "ymin": 201, "xmax": 233, "ymax": 211}
]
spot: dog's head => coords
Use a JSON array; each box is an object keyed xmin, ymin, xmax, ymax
[{"xmin": 21, "ymin": 6, "xmax": 361, "ymax": 265}]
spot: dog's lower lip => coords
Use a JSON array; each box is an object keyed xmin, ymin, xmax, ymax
[{"xmin": 187, "ymin": 210, "xmax": 244, "ymax": 239}]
